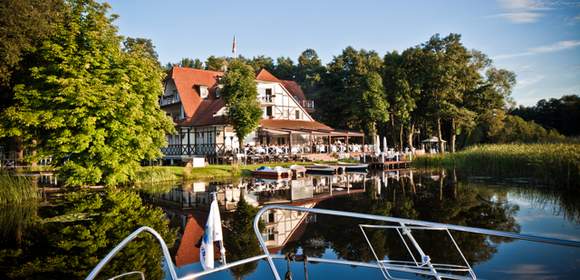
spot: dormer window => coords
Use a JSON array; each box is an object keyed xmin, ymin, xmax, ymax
[
  {"xmin": 215, "ymin": 85, "xmax": 223, "ymax": 98},
  {"xmin": 197, "ymin": 85, "xmax": 209, "ymax": 99}
]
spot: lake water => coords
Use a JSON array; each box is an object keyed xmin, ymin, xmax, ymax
[{"xmin": 1, "ymin": 169, "xmax": 579, "ymax": 279}]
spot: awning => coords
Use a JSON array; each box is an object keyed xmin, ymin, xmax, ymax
[{"xmin": 330, "ymin": 130, "xmax": 365, "ymax": 137}]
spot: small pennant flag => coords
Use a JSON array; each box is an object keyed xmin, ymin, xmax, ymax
[{"xmin": 200, "ymin": 194, "xmax": 225, "ymax": 270}]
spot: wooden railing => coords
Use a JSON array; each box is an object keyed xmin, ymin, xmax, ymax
[
  {"xmin": 300, "ymin": 99, "xmax": 314, "ymax": 109},
  {"xmin": 161, "ymin": 144, "xmax": 225, "ymax": 156}
]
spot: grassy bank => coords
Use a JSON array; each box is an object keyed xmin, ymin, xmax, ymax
[
  {"xmin": 134, "ymin": 162, "xmax": 315, "ymax": 184},
  {"xmin": 413, "ymin": 144, "xmax": 580, "ymax": 187},
  {"xmin": 0, "ymin": 173, "xmax": 39, "ymax": 204}
]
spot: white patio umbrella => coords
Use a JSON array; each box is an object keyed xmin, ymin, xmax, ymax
[
  {"xmin": 383, "ymin": 136, "xmax": 388, "ymax": 154},
  {"xmin": 375, "ymin": 134, "xmax": 380, "ymax": 154}
]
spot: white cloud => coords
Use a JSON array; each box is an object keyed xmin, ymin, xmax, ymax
[
  {"xmin": 492, "ymin": 0, "xmax": 552, "ymax": 23},
  {"xmin": 494, "ymin": 39, "xmax": 580, "ymax": 59},
  {"xmin": 493, "ymin": 12, "xmax": 543, "ymax": 23},
  {"xmin": 529, "ymin": 40, "xmax": 580, "ymax": 52}
]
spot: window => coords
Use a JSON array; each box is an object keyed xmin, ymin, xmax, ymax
[
  {"xmin": 215, "ymin": 85, "xmax": 223, "ymax": 98},
  {"xmin": 267, "ymin": 228, "xmax": 275, "ymax": 241},
  {"xmin": 295, "ymin": 110, "xmax": 300, "ymax": 120},
  {"xmin": 198, "ymin": 85, "xmax": 209, "ymax": 99},
  {"xmin": 265, "ymin": 88, "xmax": 272, "ymax": 102},
  {"xmin": 268, "ymin": 211, "xmax": 275, "ymax": 223},
  {"xmin": 266, "ymin": 106, "xmax": 273, "ymax": 117}
]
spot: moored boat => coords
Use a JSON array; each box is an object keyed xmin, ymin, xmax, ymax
[
  {"xmin": 337, "ymin": 162, "xmax": 369, "ymax": 172},
  {"xmin": 251, "ymin": 166, "xmax": 291, "ymax": 179},
  {"xmin": 305, "ymin": 164, "xmax": 341, "ymax": 174},
  {"xmin": 289, "ymin": 164, "xmax": 307, "ymax": 178}
]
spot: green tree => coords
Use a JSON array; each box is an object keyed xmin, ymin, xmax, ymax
[
  {"xmin": 421, "ymin": 34, "xmax": 478, "ymax": 153},
  {"xmin": 511, "ymin": 95, "xmax": 580, "ymax": 136},
  {"xmin": 205, "ymin": 55, "xmax": 228, "ymax": 71},
  {"xmin": 0, "ymin": 0, "xmax": 62, "ymax": 87},
  {"xmin": 383, "ymin": 50, "xmax": 418, "ymax": 150},
  {"xmin": 221, "ymin": 60, "xmax": 262, "ymax": 150},
  {"xmin": 272, "ymin": 56, "xmax": 296, "ymax": 80},
  {"xmin": 247, "ymin": 55, "xmax": 274, "ymax": 73},
  {"xmin": 319, "ymin": 47, "xmax": 385, "ymax": 141},
  {"xmin": 0, "ymin": 190, "xmax": 176, "ymax": 280},
  {"xmin": 225, "ymin": 196, "xmax": 263, "ymax": 279},
  {"xmin": 123, "ymin": 37, "xmax": 159, "ymax": 62},
  {"xmin": 179, "ymin": 57, "xmax": 204, "ymax": 69},
  {"xmin": 297, "ymin": 49, "xmax": 324, "ymax": 93},
  {"xmin": 360, "ymin": 72, "xmax": 389, "ymax": 138},
  {"xmin": 0, "ymin": 0, "xmax": 174, "ymax": 186}
]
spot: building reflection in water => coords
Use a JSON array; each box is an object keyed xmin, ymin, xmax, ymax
[
  {"xmin": 145, "ymin": 172, "xmax": 370, "ymax": 268},
  {"xmin": 147, "ymin": 168, "xmax": 521, "ymax": 275}
]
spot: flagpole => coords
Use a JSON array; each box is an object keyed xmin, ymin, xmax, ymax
[{"xmin": 232, "ymin": 35, "xmax": 237, "ymax": 58}]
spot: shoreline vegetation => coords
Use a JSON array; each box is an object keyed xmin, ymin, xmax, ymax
[
  {"xmin": 0, "ymin": 173, "xmax": 38, "ymax": 204},
  {"xmin": 413, "ymin": 143, "xmax": 580, "ymax": 188},
  {"xmin": 132, "ymin": 162, "xmax": 317, "ymax": 185}
]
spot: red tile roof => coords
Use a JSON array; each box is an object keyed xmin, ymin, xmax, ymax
[
  {"xmin": 174, "ymin": 214, "xmax": 204, "ymax": 266},
  {"xmin": 179, "ymin": 99, "xmax": 227, "ymax": 127},
  {"xmin": 168, "ymin": 67, "xmax": 342, "ymax": 132},
  {"xmin": 260, "ymin": 119, "xmax": 333, "ymax": 132},
  {"xmin": 280, "ymin": 80, "xmax": 306, "ymax": 101},
  {"xmin": 170, "ymin": 67, "xmax": 223, "ymax": 118},
  {"xmin": 255, "ymin": 69, "xmax": 281, "ymax": 83}
]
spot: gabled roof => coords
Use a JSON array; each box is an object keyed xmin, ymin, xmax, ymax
[
  {"xmin": 178, "ymin": 99, "xmax": 227, "ymax": 127},
  {"xmin": 169, "ymin": 67, "xmax": 223, "ymax": 118},
  {"xmin": 256, "ymin": 69, "xmax": 281, "ymax": 83},
  {"xmin": 280, "ymin": 80, "xmax": 306, "ymax": 101}
]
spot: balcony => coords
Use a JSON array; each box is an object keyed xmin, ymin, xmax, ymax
[
  {"xmin": 160, "ymin": 95, "xmax": 180, "ymax": 106},
  {"xmin": 260, "ymin": 95, "xmax": 274, "ymax": 105},
  {"xmin": 300, "ymin": 99, "xmax": 315, "ymax": 112}
]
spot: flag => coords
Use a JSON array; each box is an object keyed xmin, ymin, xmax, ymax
[
  {"xmin": 232, "ymin": 35, "xmax": 237, "ymax": 56},
  {"xmin": 200, "ymin": 194, "xmax": 225, "ymax": 270}
]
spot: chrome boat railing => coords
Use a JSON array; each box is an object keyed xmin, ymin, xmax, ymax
[{"xmin": 86, "ymin": 205, "xmax": 580, "ymax": 280}]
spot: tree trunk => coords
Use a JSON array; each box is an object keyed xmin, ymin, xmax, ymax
[
  {"xmin": 450, "ymin": 118, "xmax": 456, "ymax": 153},
  {"xmin": 407, "ymin": 123, "xmax": 415, "ymax": 149},
  {"xmin": 30, "ymin": 139, "xmax": 37, "ymax": 167},
  {"xmin": 399, "ymin": 123, "xmax": 404, "ymax": 151},
  {"xmin": 390, "ymin": 115, "xmax": 396, "ymax": 150},
  {"xmin": 437, "ymin": 118, "xmax": 445, "ymax": 153},
  {"xmin": 15, "ymin": 136, "xmax": 24, "ymax": 164}
]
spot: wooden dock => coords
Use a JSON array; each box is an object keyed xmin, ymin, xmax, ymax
[{"xmin": 369, "ymin": 160, "xmax": 412, "ymax": 170}]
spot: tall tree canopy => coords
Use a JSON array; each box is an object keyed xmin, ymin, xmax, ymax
[
  {"xmin": 511, "ymin": 95, "xmax": 580, "ymax": 136},
  {"xmin": 221, "ymin": 60, "xmax": 262, "ymax": 149},
  {"xmin": 0, "ymin": 0, "xmax": 63, "ymax": 87},
  {"xmin": 272, "ymin": 56, "xmax": 296, "ymax": 80},
  {"xmin": 297, "ymin": 48, "xmax": 324, "ymax": 93},
  {"xmin": 205, "ymin": 55, "xmax": 228, "ymax": 71},
  {"xmin": 178, "ymin": 57, "xmax": 204, "ymax": 69},
  {"xmin": 318, "ymin": 47, "xmax": 388, "ymax": 141},
  {"xmin": 0, "ymin": 0, "xmax": 174, "ymax": 186}
]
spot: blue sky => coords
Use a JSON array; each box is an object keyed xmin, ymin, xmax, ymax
[{"xmin": 108, "ymin": 0, "xmax": 580, "ymax": 106}]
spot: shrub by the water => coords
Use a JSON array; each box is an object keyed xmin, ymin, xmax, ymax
[
  {"xmin": 0, "ymin": 173, "xmax": 38, "ymax": 204},
  {"xmin": 414, "ymin": 144, "xmax": 580, "ymax": 187}
]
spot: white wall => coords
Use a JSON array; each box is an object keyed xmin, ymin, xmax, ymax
[{"xmin": 256, "ymin": 82, "xmax": 313, "ymax": 121}]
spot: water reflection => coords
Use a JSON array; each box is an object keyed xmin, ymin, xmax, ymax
[
  {"xmin": 0, "ymin": 190, "xmax": 176, "ymax": 280},
  {"xmin": 147, "ymin": 169, "xmax": 578, "ymax": 279},
  {"xmin": 1, "ymin": 169, "xmax": 579, "ymax": 279}
]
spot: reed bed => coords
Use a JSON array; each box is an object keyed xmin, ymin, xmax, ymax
[
  {"xmin": 0, "ymin": 172, "xmax": 39, "ymax": 204},
  {"xmin": 132, "ymin": 166, "xmax": 178, "ymax": 185},
  {"xmin": 414, "ymin": 144, "xmax": 580, "ymax": 188}
]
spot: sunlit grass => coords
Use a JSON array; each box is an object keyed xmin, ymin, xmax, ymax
[
  {"xmin": 414, "ymin": 143, "xmax": 580, "ymax": 187},
  {"xmin": 0, "ymin": 172, "xmax": 39, "ymax": 204}
]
